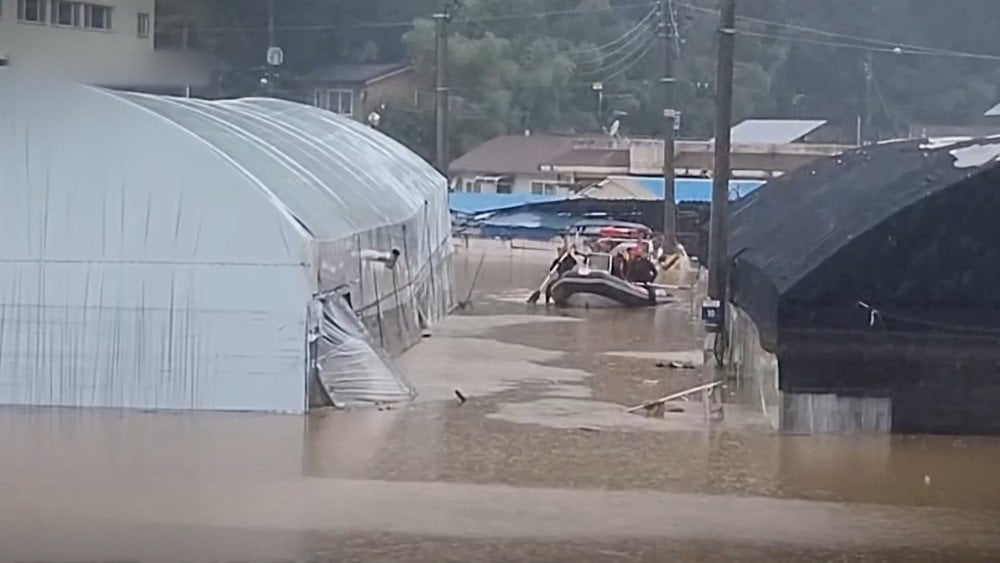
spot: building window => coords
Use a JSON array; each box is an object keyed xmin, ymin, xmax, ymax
[
  {"xmin": 314, "ymin": 89, "xmax": 355, "ymax": 116},
  {"xmin": 531, "ymin": 181, "xmax": 559, "ymax": 195},
  {"xmin": 17, "ymin": 0, "xmax": 47, "ymax": 23},
  {"xmin": 83, "ymin": 3, "xmax": 111, "ymax": 30},
  {"xmin": 137, "ymin": 12, "xmax": 149, "ymax": 37},
  {"xmin": 51, "ymin": 1, "xmax": 81, "ymax": 27}
]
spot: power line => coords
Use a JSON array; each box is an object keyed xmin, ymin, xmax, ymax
[
  {"xmin": 190, "ymin": 1, "xmax": 656, "ymax": 34},
  {"xmin": 728, "ymin": 9, "xmax": 995, "ymax": 59},
  {"xmin": 570, "ymin": 6, "xmax": 658, "ymax": 61},
  {"xmin": 587, "ymin": 34, "xmax": 659, "ymax": 84},
  {"xmin": 678, "ymin": 2, "xmax": 1000, "ymax": 62},
  {"xmin": 579, "ymin": 25, "xmax": 657, "ymax": 76},
  {"xmin": 666, "ymin": 0, "xmax": 682, "ymax": 57},
  {"xmin": 735, "ymin": 29, "xmax": 1000, "ymax": 62}
]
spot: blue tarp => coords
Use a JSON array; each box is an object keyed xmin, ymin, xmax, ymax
[
  {"xmin": 478, "ymin": 211, "xmax": 576, "ymax": 240},
  {"xmin": 448, "ymin": 193, "xmax": 569, "ymax": 215},
  {"xmin": 635, "ymin": 177, "xmax": 765, "ymax": 201},
  {"xmin": 447, "ymin": 178, "xmax": 765, "ymax": 216}
]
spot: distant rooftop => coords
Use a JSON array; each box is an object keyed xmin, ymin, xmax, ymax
[
  {"xmin": 307, "ymin": 63, "xmax": 411, "ymax": 84},
  {"xmin": 985, "ymin": 102, "xmax": 1000, "ymax": 117},
  {"xmin": 605, "ymin": 176, "xmax": 764, "ymax": 202},
  {"xmin": 720, "ymin": 119, "xmax": 828, "ymax": 145},
  {"xmin": 449, "ymin": 134, "xmax": 580, "ymax": 176},
  {"xmin": 544, "ymin": 147, "xmax": 629, "ymax": 169}
]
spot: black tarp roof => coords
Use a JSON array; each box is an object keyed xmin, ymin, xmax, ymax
[{"xmin": 728, "ymin": 137, "xmax": 1000, "ymax": 342}]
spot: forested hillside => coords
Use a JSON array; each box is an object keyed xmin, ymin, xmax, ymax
[{"xmin": 159, "ymin": 0, "xmax": 1000, "ymax": 156}]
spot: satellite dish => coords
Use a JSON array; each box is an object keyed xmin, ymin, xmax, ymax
[{"xmin": 608, "ymin": 119, "xmax": 620, "ymax": 138}]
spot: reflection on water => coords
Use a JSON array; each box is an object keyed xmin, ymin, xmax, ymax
[{"xmin": 1, "ymin": 240, "xmax": 999, "ymax": 560}]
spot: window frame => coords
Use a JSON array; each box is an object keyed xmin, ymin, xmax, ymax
[
  {"xmin": 531, "ymin": 181, "xmax": 559, "ymax": 195},
  {"xmin": 83, "ymin": 3, "xmax": 111, "ymax": 31},
  {"xmin": 17, "ymin": 0, "xmax": 47, "ymax": 24},
  {"xmin": 51, "ymin": 0, "xmax": 81, "ymax": 28},
  {"xmin": 136, "ymin": 12, "xmax": 150, "ymax": 38},
  {"xmin": 314, "ymin": 89, "xmax": 356, "ymax": 117}
]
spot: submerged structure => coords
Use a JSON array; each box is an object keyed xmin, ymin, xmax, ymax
[
  {"xmin": 0, "ymin": 76, "xmax": 452, "ymax": 413},
  {"xmin": 728, "ymin": 137, "xmax": 1000, "ymax": 435}
]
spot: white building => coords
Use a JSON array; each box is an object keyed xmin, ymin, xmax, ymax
[
  {"xmin": 0, "ymin": 74, "xmax": 453, "ymax": 413},
  {"xmin": 0, "ymin": 0, "xmax": 208, "ymax": 91},
  {"xmin": 448, "ymin": 135, "xmax": 580, "ymax": 196}
]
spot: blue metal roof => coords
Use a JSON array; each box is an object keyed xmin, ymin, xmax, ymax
[
  {"xmin": 448, "ymin": 178, "xmax": 765, "ymax": 216},
  {"xmin": 635, "ymin": 177, "xmax": 765, "ymax": 202},
  {"xmin": 449, "ymin": 193, "xmax": 569, "ymax": 215}
]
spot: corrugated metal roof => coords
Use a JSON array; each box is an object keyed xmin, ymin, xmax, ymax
[
  {"xmin": 723, "ymin": 119, "xmax": 828, "ymax": 145},
  {"xmin": 610, "ymin": 176, "xmax": 764, "ymax": 202},
  {"xmin": 544, "ymin": 148, "xmax": 629, "ymax": 168},
  {"xmin": 449, "ymin": 135, "xmax": 579, "ymax": 175}
]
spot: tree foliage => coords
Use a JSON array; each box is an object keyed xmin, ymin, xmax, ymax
[{"xmin": 164, "ymin": 0, "xmax": 1000, "ymax": 157}]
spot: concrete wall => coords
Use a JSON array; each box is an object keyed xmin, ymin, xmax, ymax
[
  {"xmin": 452, "ymin": 173, "xmax": 564, "ymax": 194},
  {"xmin": 1, "ymin": 0, "xmax": 151, "ymax": 69},
  {"xmin": 0, "ymin": 0, "xmax": 208, "ymax": 89},
  {"xmin": 726, "ymin": 305, "xmax": 780, "ymax": 429},
  {"xmin": 726, "ymin": 305, "xmax": 892, "ymax": 434}
]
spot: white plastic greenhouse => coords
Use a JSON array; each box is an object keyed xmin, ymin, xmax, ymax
[{"xmin": 0, "ymin": 75, "xmax": 453, "ymax": 413}]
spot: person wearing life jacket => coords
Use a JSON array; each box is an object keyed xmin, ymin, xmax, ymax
[
  {"xmin": 626, "ymin": 245, "xmax": 658, "ymax": 284},
  {"xmin": 610, "ymin": 248, "xmax": 629, "ymax": 279},
  {"xmin": 544, "ymin": 245, "xmax": 579, "ymax": 305},
  {"xmin": 550, "ymin": 245, "xmax": 578, "ymax": 276}
]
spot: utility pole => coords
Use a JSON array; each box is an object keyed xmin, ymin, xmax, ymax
[
  {"xmin": 861, "ymin": 50, "xmax": 874, "ymax": 144},
  {"xmin": 267, "ymin": 0, "xmax": 276, "ymax": 51},
  {"xmin": 264, "ymin": 0, "xmax": 282, "ymax": 95},
  {"xmin": 708, "ymin": 0, "xmax": 735, "ymax": 304},
  {"xmin": 434, "ymin": 4, "xmax": 451, "ymax": 173},
  {"xmin": 659, "ymin": 0, "xmax": 677, "ymax": 246}
]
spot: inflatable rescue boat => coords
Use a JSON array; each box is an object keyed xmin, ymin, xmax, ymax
[{"xmin": 548, "ymin": 268, "xmax": 674, "ymax": 308}]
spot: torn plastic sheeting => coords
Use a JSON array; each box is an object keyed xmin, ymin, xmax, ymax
[
  {"xmin": 316, "ymin": 296, "xmax": 415, "ymax": 408},
  {"xmin": 949, "ymin": 142, "xmax": 1000, "ymax": 168}
]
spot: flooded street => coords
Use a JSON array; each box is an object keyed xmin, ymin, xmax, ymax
[{"xmin": 2, "ymin": 240, "xmax": 1000, "ymax": 562}]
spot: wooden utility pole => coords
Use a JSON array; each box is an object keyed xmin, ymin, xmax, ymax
[
  {"xmin": 660, "ymin": 0, "xmax": 677, "ymax": 245},
  {"xmin": 434, "ymin": 5, "xmax": 451, "ymax": 173},
  {"xmin": 708, "ymin": 0, "xmax": 736, "ymax": 303}
]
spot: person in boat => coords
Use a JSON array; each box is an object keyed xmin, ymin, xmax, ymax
[
  {"xmin": 550, "ymin": 245, "xmax": 579, "ymax": 276},
  {"xmin": 610, "ymin": 248, "xmax": 629, "ymax": 279},
  {"xmin": 625, "ymin": 245, "xmax": 658, "ymax": 285},
  {"xmin": 545, "ymin": 246, "xmax": 579, "ymax": 305}
]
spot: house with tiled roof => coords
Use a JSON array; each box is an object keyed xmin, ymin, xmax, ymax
[{"xmin": 448, "ymin": 134, "xmax": 583, "ymax": 195}]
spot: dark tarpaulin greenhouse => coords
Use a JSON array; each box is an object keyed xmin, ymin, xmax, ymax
[
  {"xmin": 728, "ymin": 137, "xmax": 1000, "ymax": 434},
  {"xmin": 728, "ymin": 137, "xmax": 1000, "ymax": 350}
]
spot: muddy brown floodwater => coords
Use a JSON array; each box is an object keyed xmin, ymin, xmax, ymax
[{"xmin": 1, "ymin": 239, "xmax": 1000, "ymax": 562}]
